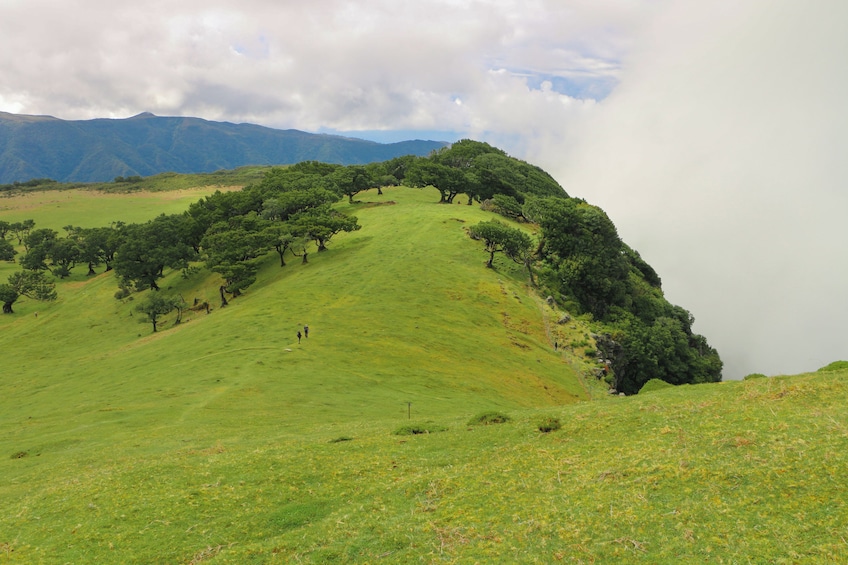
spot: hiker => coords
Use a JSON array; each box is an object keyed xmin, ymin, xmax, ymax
[
  {"xmin": 297, "ymin": 330, "xmax": 302, "ymax": 344},
  {"xmin": 304, "ymin": 324, "xmax": 309, "ymax": 338}
]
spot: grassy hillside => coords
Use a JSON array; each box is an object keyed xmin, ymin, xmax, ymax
[{"xmin": 1, "ymin": 185, "xmax": 845, "ymax": 563}]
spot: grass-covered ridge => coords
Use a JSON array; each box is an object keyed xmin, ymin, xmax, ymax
[{"xmin": 1, "ymin": 171, "xmax": 842, "ymax": 562}]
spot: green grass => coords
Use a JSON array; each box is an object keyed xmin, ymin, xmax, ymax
[
  {"xmin": 639, "ymin": 378, "xmax": 675, "ymax": 393},
  {"xmin": 1, "ymin": 183, "xmax": 845, "ymax": 563},
  {"xmin": 4, "ymin": 371, "xmax": 847, "ymax": 563}
]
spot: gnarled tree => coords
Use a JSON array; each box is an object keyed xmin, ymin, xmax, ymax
[{"xmin": 0, "ymin": 271, "xmax": 57, "ymax": 314}]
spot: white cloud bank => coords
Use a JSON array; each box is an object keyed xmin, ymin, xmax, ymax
[
  {"xmin": 1, "ymin": 0, "xmax": 846, "ymax": 377},
  {"xmin": 547, "ymin": 1, "xmax": 848, "ymax": 378},
  {"xmin": 0, "ymin": 0, "xmax": 640, "ymax": 136}
]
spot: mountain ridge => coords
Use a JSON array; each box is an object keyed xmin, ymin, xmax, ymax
[{"xmin": 0, "ymin": 111, "xmax": 448, "ymax": 183}]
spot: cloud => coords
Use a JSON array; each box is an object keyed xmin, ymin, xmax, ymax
[
  {"xmin": 0, "ymin": 0, "xmax": 638, "ymax": 132},
  {"xmin": 548, "ymin": 0, "xmax": 848, "ymax": 378}
]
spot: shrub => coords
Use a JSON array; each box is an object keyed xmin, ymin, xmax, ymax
[
  {"xmin": 468, "ymin": 411, "xmax": 511, "ymax": 426},
  {"xmin": 639, "ymin": 378, "xmax": 674, "ymax": 393},
  {"xmin": 743, "ymin": 373, "xmax": 768, "ymax": 380},
  {"xmin": 394, "ymin": 424, "xmax": 448, "ymax": 436},
  {"xmin": 537, "ymin": 417, "xmax": 561, "ymax": 433},
  {"xmin": 818, "ymin": 361, "xmax": 848, "ymax": 372},
  {"xmin": 490, "ymin": 194, "xmax": 524, "ymax": 220}
]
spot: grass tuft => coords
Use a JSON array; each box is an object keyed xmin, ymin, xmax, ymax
[
  {"xmin": 743, "ymin": 372, "xmax": 768, "ymax": 380},
  {"xmin": 818, "ymin": 360, "xmax": 848, "ymax": 372},
  {"xmin": 393, "ymin": 424, "xmax": 449, "ymax": 436},
  {"xmin": 639, "ymin": 378, "xmax": 675, "ymax": 393},
  {"xmin": 537, "ymin": 416, "xmax": 562, "ymax": 433},
  {"xmin": 467, "ymin": 411, "xmax": 512, "ymax": 426}
]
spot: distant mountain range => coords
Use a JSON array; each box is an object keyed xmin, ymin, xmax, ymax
[{"xmin": 0, "ymin": 112, "xmax": 448, "ymax": 184}]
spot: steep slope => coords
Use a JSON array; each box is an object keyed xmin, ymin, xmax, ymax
[{"xmin": 0, "ymin": 111, "xmax": 447, "ymax": 183}]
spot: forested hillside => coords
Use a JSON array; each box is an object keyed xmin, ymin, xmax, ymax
[
  {"xmin": 0, "ymin": 111, "xmax": 447, "ymax": 184},
  {"xmin": 0, "ymin": 140, "xmax": 721, "ymax": 395},
  {"xmin": 403, "ymin": 140, "xmax": 722, "ymax": 393}
]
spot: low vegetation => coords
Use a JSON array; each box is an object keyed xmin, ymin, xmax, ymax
[
  {"xmin": 467, "ymin": 411, "xmax": 512, "ymax": 426},
  {"xmin": 537, "ymin": 415, "xmax": 563, "ymax": 433},
  {"xmin": 818, "ymin": 360, "xmax": 848, "ymax": 372},
  {"xmin": 394, "ymin": 423, "xmax": 450, "ymax": 435},
  {"xmin": 639, "ymin": 377, "xmax": 675, "ymax": 393}
]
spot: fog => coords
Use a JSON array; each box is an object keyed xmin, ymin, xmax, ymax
[{"xmin": 541, "ymin": 1, "xmax": 848, "ymax": 378}]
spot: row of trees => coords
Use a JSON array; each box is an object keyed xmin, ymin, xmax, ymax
[
  {"xmin": 0, "ymin": 219, "xmax": 59, "ymax": 312},
  {"xmin": 403, "ymin": 140, "xmax": 567, "ymax": 204},
  {"xmin": 0, "ymin": 161, "xmax": 372, "ymax": 316},
  {"xmin": 467, "ymin": 193, "xmax": 722, "ymax": 394}
]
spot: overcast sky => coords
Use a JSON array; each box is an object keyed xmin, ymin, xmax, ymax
[{"xmin": 2, "ymin": 0, "xmax": 846, "ymax": 378}]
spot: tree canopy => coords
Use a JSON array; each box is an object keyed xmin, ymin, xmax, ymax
[
  {"xmin": 405, "ymin": 140, "xmax": 567, "ymax": 204},
  {"xmin": 519, "ymin": 195, "xmax": 722, "ymax": 393},
  {"xmin": 113, "ymin": 214, "xmax": 196, "ymax": 291},
  {"xmin": 135, "ymin": 293, "xmax": 183, "ymax": 332},
  {"xmin": 0, "ymin": 270, "xmax": 57, "ymax": 314}
]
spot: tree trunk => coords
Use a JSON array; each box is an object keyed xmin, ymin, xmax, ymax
[
  {"xmin": 317, "ymin": 239, "xmax": 327, "ymax": 252},
  {"xmin": 219, "ymin": 285, "xmax": 229, "ymax": 307},
  {"xmin": 525, "ymin": 258, "xmax": 537, "ymax": 287},
  {"xmin": 534, "ymin": 237, "xmax": 545, "ymax": 258},
  {"xmin": 87, "ymin": 262, "xmax": 96, "ymax": 276},
  {"xmin": 151, "ymin": 318, "xmax": 158, "ymax": 332},
  {"xmin": 275, "ymin": 245, "xmax": 286, "ymax": 266},
  {"xmin": 2, "ymin": 301, "xmax": 13, "ymax": 314},
  {"xmin": 302, "ymin": 251, "xmax": 308, "ymax": 264},
  {"xmin": 377, "ymin": 186, "xmax": 383, "ymax": 195},
  {"xmin": 486, "ymin": 252, "xmax": 495, "ymax": 268}
]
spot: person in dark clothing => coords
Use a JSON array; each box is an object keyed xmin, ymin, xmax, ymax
[
  {"xmin": 297, "ymin": 330, "xmax": 302, "ymax": 344},
  {"xmin": 304, "ymin": 325, "xmax": 309, "ymax": 338}
]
